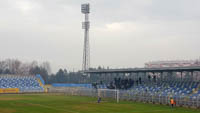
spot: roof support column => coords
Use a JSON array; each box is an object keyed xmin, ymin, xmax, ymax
[
  {"xmin": 191, "ymin": 71, "xmax": 194, "ymax": 81},
  {"xmin": 160, "ymin": 72, "xmax": 163, "ymax": 82},
  {"xmin": 181, "ymin": 71, "xmax": 183, "ymax": 81}
]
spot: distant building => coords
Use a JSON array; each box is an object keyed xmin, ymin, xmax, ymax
[
  {"xmin": 145, "ymin": 58, "xmax": 200, "ymax": 80},
  {"xmin": 145, "ymin": 58, "xmax": 200, "ymax": 68}
]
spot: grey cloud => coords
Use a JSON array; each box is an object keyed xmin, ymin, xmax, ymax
[{"xmin": 0, "ymin": 0, "xmax": 199, "ymax": 72}]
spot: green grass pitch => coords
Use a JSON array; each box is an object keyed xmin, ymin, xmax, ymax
[{"xmin": 0, "ymin": 94, "xmax": 199, "ymax": 113}]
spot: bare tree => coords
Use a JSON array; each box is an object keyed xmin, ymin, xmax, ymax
[{"xmin": 40, "ymin": 61, "xmax": 51, "ymax": 75}]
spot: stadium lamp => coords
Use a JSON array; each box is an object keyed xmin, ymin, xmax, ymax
[{"xmin": 81, "ymin": 3, "xmax": 90, "ymax": 14}]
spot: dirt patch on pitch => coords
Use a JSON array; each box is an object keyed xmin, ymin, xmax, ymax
[
  {"xmin": 0, "ymin": 97, "xmax": 22, "ymax": 101},
  {"xmin": 0, "ymin": 109, "xmax": 15, "ymax": 113}
]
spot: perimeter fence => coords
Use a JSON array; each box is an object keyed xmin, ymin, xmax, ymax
[{"xmin": 49, "ymin": 87, "xmax": 200, "ymax": 108}]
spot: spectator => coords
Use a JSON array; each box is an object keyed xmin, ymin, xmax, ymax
[
  {"xmin": 148, "ymin": 75, "xmax": 151, "ymax": 81},
  {"xmin": 108, "ymin": 78, "xmax": 134, "ymax": 90},
  {"xmin": 139, "ymin": 77, "xmax": 142, "ymax": 84},
  {"xmin": 153, "ymin": 76, "xmax": 156, "ymax": 83}
]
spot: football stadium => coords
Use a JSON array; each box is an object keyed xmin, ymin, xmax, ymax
[
  {"xmin": 1, "ymin": 65, "xmax": 200, "ymax": 113},
  {"xmin": 1, "ymin": 1, "xmax": 200, "ymax": 113}
]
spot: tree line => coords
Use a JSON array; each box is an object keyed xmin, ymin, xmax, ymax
[{"xmin": 0, "ymin": 59, "xmax": 96, "ymax": 84}]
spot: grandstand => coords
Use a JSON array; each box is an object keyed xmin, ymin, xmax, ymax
[{"xmin": 0, "ymin": 74, "xmax": 44, "ymax": 93}]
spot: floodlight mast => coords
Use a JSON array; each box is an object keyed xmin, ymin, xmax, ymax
[{"xmin": 81, "ymin": 3, "xmax": 90, "ymax": 71}]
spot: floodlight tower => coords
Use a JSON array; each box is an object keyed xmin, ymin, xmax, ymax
[{"xmin": 81, "ymin": 3, "xmax": 90, "ymax": 71}]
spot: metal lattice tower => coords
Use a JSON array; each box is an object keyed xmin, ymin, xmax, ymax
[{"xmin": 81, "ymin": 3, "xmax": 90, "ymax": 71}]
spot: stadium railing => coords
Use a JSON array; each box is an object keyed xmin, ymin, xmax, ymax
[{"xmin": 48, "ymin": 87, "xmax": 200, "ymax": 108}]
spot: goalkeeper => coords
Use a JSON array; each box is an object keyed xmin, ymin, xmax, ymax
[{"xmin": 97, "ymin": 96, "xmax": 102, "ymax": 103}]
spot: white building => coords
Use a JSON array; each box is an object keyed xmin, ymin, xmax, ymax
[{"xmin": 145, "ymin": 58, "xmax": 200, "ymax": 68}]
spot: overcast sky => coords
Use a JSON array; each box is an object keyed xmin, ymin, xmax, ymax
[{"xmin": 0, "ymin": 0, "xmax": 200, "ymax": 73}]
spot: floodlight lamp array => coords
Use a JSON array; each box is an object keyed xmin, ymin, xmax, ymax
[{"xmin": 81, "ymin": 4, "xmax": 90, "ymax": 14}]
